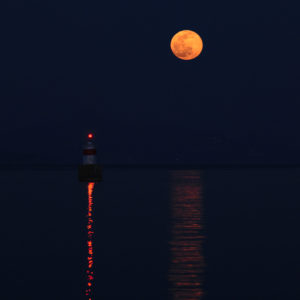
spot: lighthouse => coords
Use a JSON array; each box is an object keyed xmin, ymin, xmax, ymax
[{"xmin": 78, "ymin": 133, "xmax": 102, "ymax": 182}]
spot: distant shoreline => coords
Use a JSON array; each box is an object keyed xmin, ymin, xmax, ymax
[{"xmin": 1, "ymin": 163, "xmax": 300, "ymax": 170}]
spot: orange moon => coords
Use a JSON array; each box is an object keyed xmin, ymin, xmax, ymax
[{"xmin": 170, "ymin": 30, "xmax": 203, "ymax": 60}]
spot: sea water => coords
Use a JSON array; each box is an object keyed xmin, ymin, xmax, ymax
[{"xmin": 0, "ymin": 167, "xmax": 300, "ymax": 299}]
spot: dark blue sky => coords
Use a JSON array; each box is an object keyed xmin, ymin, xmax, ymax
[{"xmin": 0, "ymin": 0, "xmax": 299, "ymax": 164}]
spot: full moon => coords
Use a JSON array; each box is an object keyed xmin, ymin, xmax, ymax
[{"xmin": 170, "ymin": 30, "xmax": 203, "ymax": 60}]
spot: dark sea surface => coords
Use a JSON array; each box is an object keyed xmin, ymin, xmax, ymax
[{"xmin": 1, "ymin": 167, "xmax": 300, "ymax": 299}]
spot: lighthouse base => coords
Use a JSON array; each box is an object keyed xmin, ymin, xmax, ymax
[{"xmin": 78, "ymin": 164, "xmax": 102, "ymax": 182}]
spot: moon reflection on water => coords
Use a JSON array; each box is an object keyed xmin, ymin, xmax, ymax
[{"xmin": 169, "ymin": 170, "xmax": 206, "ymax": 299}]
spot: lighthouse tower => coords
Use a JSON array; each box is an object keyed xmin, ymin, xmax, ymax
[
  {"xmin": 78, "ymin": 133, "xmax": 102, "ymax": 182},
  {"xmin": 83, "ymin": 133, "xmax": 97, "ymax": 165}
]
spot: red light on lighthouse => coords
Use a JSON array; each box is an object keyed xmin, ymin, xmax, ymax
[{"xmin": 88, "ymin": 133, "xmax": 93, "ymax": 139}]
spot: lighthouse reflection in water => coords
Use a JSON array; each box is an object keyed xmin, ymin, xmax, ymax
[
  {"xmin": 86, "ymin": 182, "xmax": 95, "ymax": 299},
  {"xmin": 169, "ymin": 170, "xmax": 205, "ymax": 299}
]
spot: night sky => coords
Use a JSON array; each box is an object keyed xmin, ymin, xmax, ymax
[{"xmin": 1, "ymin": 0, "xmax": 299, "ymax": 164}]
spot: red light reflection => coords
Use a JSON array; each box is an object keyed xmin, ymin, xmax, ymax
[
  {"xmin": 86, "ymin": 182, "xmax": 95, "ymax": 299},
  {"xmin": 88, "ymin": 133, "xmax": 93, "ymax": 139},
  {"xmin": 169, "ymin": 171, "xmax": 205, "ymax": 299}
]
